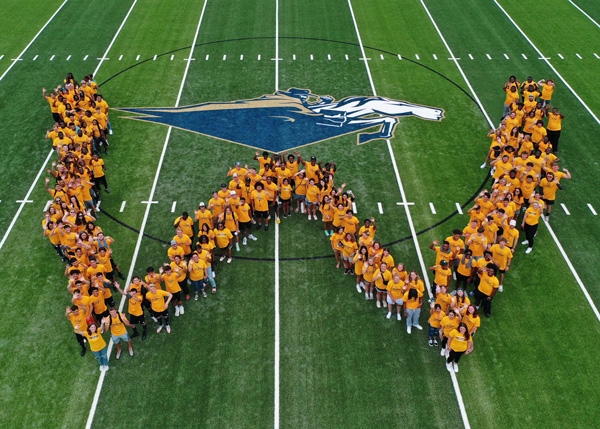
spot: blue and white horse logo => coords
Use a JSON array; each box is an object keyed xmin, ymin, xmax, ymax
[{"xmin": 115, "ymin": 88, "xmax": 444, "ymax": 152}]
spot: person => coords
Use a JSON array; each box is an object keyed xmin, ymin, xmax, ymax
[
  {"xmin": 172, "ymin": 227, "xmax": 193, "ymax": 259},
  {"xmin": 171, "ymin": 254, "xmax": 190, "ymax": 301},
  {"xmin": 114, "ymin": 280, "xmax": 147, "ymax": 340},
  {"xmin": 214, "ymin": 222, "xmax": 233, "ymax": 263},
  {"xmin": 461, "ymin": 305, "xmax": 481, "ymax": 336},
  {"xmin": 439, "ymin": 310, "xmax": 460, "ymax": 357},
  {"xmin": 330, "ymin": 226, "xmax": 345, "ymax": 269},
  {"xmin": 279, "ymin": 177, "xmax": 293, "ymax": 219},
  {"xmin": 188, "ymin": 252, "xmax": 210, "ymax": 298},
  {"xmin": 167, "ymin": 240, "xmax": 185, "ymax": 262},
  {"xmin": 320, "ymin": 195, "xmax": 334, "ymax": 236},
  {"xmin": 340, "ymin": 232, "xmax": 357, "ymax": 275},
  {"xmin": 544, "ymin": 106, "xmax": 564, "ymax": 152},
  {"xmin": 107, "ymin": 307, "xmax": 134, "ymax": 359},
  {"xmin": 159, "ymin": 265, "xmax": 184, "ymax": 317},
  {"xmin": 539, "ymin": 171, "xmax": 563, "ymax": 221},
  {"xmin": 503, "ymin": 78, "xmax": 520, "ymax": 119},
  {"xmin": 403, "ymin": 288, "xmax": 423, "ymax": 334},
  {"xmin": 305, "ymin": 177, "xmax": 320, "ymax": 220},
  {"xmin": 236, "ymin": 197, "xmax": 258, "ymax": 245},
  {"xmin": 66, "ymin": 305, "xmax": 89, "ymax": 356},
  {"xmin": 90, "ymin": 154, "xmax": 110, "ymax": 194},
  {"xmin": 451, "ymin": 288, "xmax": 470, "ymax": 315},
  {"xmin": 362, "ymin": 257, "xmax": 377, "ymax": 300},
  {"xmin": 428, "ymin": 260, "xmax": 452, "ymax": 296},
  {"xmin": 445, "ymin": 323, "xmax": 473, "ymax": 373},
  {"xmin": 521, "ymin": 201, "xmax": 542, "ymax": 253},
  {"xmin": 455, "ymin": 250, "xmax": 475, "ymax": 290},
  {"xmin": 74, "ymin": 319, "xmax": 110, "ymax": 371},
  {"xmin": 475, "ymin": 264, "xmax": 499, "ymax": 317},
  {"xmin": 373, "ymin": 262, "xmax": 392, "ymax": 309},
  {"xmin": 428, "ymin": 303, "xmax": 445, "ymax": 346},
  {"xmin": 251, "ymin": 182, "xmax": 270, "ymax": 231},
  {"xmin": 146, "ymin": 283, "xmax": 173, "ymax": 333},
  {"xmin": 490, "ymin": 238, "xmax": 513, "ymax": 291},
  {"xmin": 386, "ymin": 272, "xmax": 404, "ymax": 320},
  {"xmin": 194, "ymin": 202, "xmax": 213, "ymax": 230},
  {"xmin": 538, "ymin": 78, "xmax": 555, "ymax": 107}
]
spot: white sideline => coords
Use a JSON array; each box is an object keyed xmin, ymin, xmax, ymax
[
  {"xmin": 492, "ymin": 0, "xmax": 600, "ymax": 322},
  {"xmin": 0, "ymin": 0, "xmax": 69, "ymax": 82},
  {"xmin": 493, "ymin": 0, "xmax": 600, "ymax": 126},
  {"xmin": 274, "ymin": 1, "xmax": 280, "ymax": 428},
  {"xmin": 348, "ymin": 0, "xmax": 471, "ymax": 428},
  {"xmin": 83, "ymin": 2, "xmax": 209, "ymax": 428},
  {"xmin": 568, "ymin": 0, "xmax": 600, "ymax": 30}
]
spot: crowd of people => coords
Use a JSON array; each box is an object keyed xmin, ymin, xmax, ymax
[{"xmin": 45, "ymin": 71, "xmax": 569, "ymax": 374}]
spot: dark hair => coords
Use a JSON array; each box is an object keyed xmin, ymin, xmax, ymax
[
  {"xmin": 457, "ymin": 322, "xmax": 471, "ymax": 341},
  {"xmin": 452, "ymin": 229, "xmax": 461, "ymax": 235},
  {"xmin": 408, "ymin": 288, "xmax": 419, "ymax": 301},
  {"xmin": 146, "ymin": 267, "xmax": 155, "ymax": 273}
]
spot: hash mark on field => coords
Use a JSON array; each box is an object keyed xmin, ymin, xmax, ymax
[
  {"xmin": 588, "ymin": 204, "xmax": 597, "ymax": 215},
  {"xmin": 576, "ymin": 53, "xmax": 582, "ymax": 59},
  {"xmin": 119, "ymin": 201, "xmax": 126, "ymax": 212},
  {"xmin": 33, "ymin": 55, "xmax": 38, "ymax": 61},
  {"xmin": 522, "ymin": 53, "xmax": 528, "ymax": 59},
  {"xmin": 468, "ymin": 54, "xmax": 473, "ymax": 60},
  {"xmin": 415, "ymin": 54, "xmax": 420, "ymax": 60},
  {"xmin": 66, "ymin": 55, "xmax": 71, "ymax": 61},
  {"xmin": 171, "ymin": 55, "xmax": 174, "ymax": 61},
  {"xmin": 429, "ymin": 202, "xmax": 436, "ymax": 214},
  {"xmin": 141, "ymin": 200, "xmax": 159, "ymax": 205},
  {"xmin": 310, "ymin": 54, "xmax": 313, "ymax": 60},
  {"xmin": 486, "ymin": 53, "xmax": 491, "ymax": 60},
  {"xmin": 240, "ymin": 54, "xmax": 244, "ymax": 60},
  {"xmin": 352, "ymin": 202, "xmax": 357, "ymax": 213},
  {"xmin": 223, "ymin": 54, "xmax": 227, "ymax": 60},
  {"xmin": 16, "ymin": 199, "xmax": 33, "ymax": 204},
  {"xmin": 538, "ymin": 56, "xmax": 551, "ymax": 60},
  {"xmin": 293, "ymin": 54, "xmax": 296, "ymax": 60},
  {"xmin": 397, "ymin": 54, "xmax": 402, "ymax": 60},
  {"xmin": 171, "ymin": 201, "xmax": 177, "ymax": 213},
  {"xmin": 595, "ymin": 53, "xmax": 600, "ymax": 59},
  {"xmin": 50, "ymin": 55, "xmax": 55, "ymax": 61},
  {"xmin": 206, "ymin": 54, "xmax": 209, "ymax": 60},
  {"xmin": 328, "ymin": 54, "xmax": 331, "ymax": 60},
  {"xmin": 503, "ymin": 53, "xmax": 509, "ymax": 59},
  {"xmin": 0, "ymin": 55, "xmax": 3, "ymax": 61},
  {"xmin": 380, "ymin": 54, "xmax": 384, "ymax": 60},
  {"xmin": 558, "ymin": 53, "xmax": 564, "ymax": 59},
  {"xmin": 83, "ymin": 55, "xmax": 88, "ymax": 61},
  {"xmin": 433, "ymin": 54, "xmax": 437, "ymax": 60},
  {"xmin": 396, "ymin": 202, "xmax": 415, "ymax": 206},
  {"xmin": 258, "ymin": 54, "xmax": 261, "ymax": 60},
  {"xmin": 455, "ymin": 203, "xmax": 463, "ymax": 214},
  {"xmin": 153, "ymin": 55, "xmax": 157, "ymax": 61},
  {"xmin": 345, "ymin": 54, "xmax": 349, "ymax": 60},
  {"xmin": 560, "ymin": 203, "xmax": 571, "ymax": 215},
  {"xmin": 377, "ymin": 202, "xmax": 383, "ymax": 214},
  {"xmin": 43, "ymin": 200, "xmax": 52, "ymax": 212},
  {"xmin": 119, "ymin": 54, "xmax": 123, "ymax": 61},
  {"xmin": 136, "ymin": 55, "xmax": 140, "ymax": 60}
]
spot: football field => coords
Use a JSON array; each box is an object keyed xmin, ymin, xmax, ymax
[{"xmin": 1, "ymin": 0, "xmax": 600, "ymax": 427}]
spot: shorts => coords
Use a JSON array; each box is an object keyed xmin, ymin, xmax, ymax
[
  {"xmin": 218, "ymin": 243, "xmax": 231, "ymax": 250},
  {"xmin": 498, "ymin": 269, "xmax": 506, "ymax": 274},
  {"xmin": 112, "ymin": 332, "xmax": 130, "ymax": 344},
  {"xmin": 84, "ymin": 200, "xmax": 95, "ymax": 211},
  {"xmin": 94, "ymin": 310, "xmax": 109, "ymax": 321},
  {"xmin": 129, "ymin": 314, "xmax": 145, "ymax": 325},
  {"xmin": 171, "ymin": 291, "xmax": 181, "ymax": 301},
  {"xmin": 375, "ymin": 286, "xmax": 387, "ymax": 293},
  {"xmin": 239, "ymin": 221, "xmax": 251, "ymax": 232},
  {"xmin": 280, "ymin": 198, "xmax": 290, "ymax": 204},
  {"xmin": 387, "ymin": 296, "xmax": 403, "ymax": 305},
  {"xmin": 543, "ymin": 198, "xmax": 555, "ymax": 206},
  {"xmin": 255, "ymin": 210, "xmax": 268, "ymax": 219},
  {"xmin": 153, "ymin": 309, "xmax": 168, "ymax": 318},
  {"xmin": 105, "ymin": 271, "xmax": 115, "ymax": 281},
  {"xmin": 306, "ymin": 200, "xmax": 317, "ymax": 206},
  {"xmin": 342, "ymin": 254, "xmax": 353, "ymax": 262},
  {"xmin": 294, "ymin": 194, "xmax": 306, "ymax": 200}
]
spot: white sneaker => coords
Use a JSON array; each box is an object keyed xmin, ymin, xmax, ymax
[
  {"xmin": 308, "ymin": 214, "xmax": 311, "ymax": 220},
  {"xmin": 545, "ymin": 215, "xmax": 549, "ymax": 222},
  {"xmin": 109, "ymin": 129, "xmax": 113, "ymax": 135},
  {"xmin": 249, "ymin": 234, "xmax": 258, "ymax": 241},
  {"xmin": 151, "ymin": 316, "xmax": 158, "ymax": 323},
  {"xmin": 365, "ymin": 292, "xmax": 369, "ymax": 300},
  {"xmin": 212, "ymin": 271, "xmax": 216, "ymax": 278},
  {"xmin": 453, "ymin": 363, "xmax": 459, "ymax": 373},
  {"xmin": 369, "ymin": 293, "xmax": 373, "ymax": 300},
  {"xmin": 376, "ymin": 301, "xmax": 381, "ymax": 308},
  {"xmin": 157, "ymin": 325, "xmax": 163, "ymax": 333},
  {"xmin": 187, "ymin": 278, "xmax": 191, "ymax": 285},
  {"xmin": 313, "ymin": 215, "xmax": 318, "ymax": 220},
  {"xmin": 440, "ymin": 348, "xmax": 446, "ymax": 356},
  {"xmin": 525, "ymin": 247, "xmax": 533, "ymax": 254},
  {"xmin": 175, "ymin": 306, "xmax": 180, "ymax": 317},
  {"xmin": 166, "ymin": 325, "xmax": 171, "ymax": 334},
  {"xmin": 521, "ymin": 240, "xmax": 529, "ymax": 245},
  {"xmin": 397, "ymin": 313, "xmax": 401, "ymax": 321},
  {"xmin": 407, "ymin": 326, "xmax": 412, "ymax": 334},
  {"xmin": 356, "ymin": 284, "xmax": 362, "ymax": 293},
  {"xmin": 129, "ymin": 348, "xmax": 134, "ymax": 357},
  {"xmin": 243, "ymin": 237, "xmax": 247, "ymax": 246},
  {"xmin": 179, "ymin": 305, "xmax": 184, "ymax": 315},
  {"xmin": 446, "ymin": 362, "xmax": 453, "ymax": 372},
  {"xmin": 219, "ymin": 255, "xmax": 226, "ymax": 261},
  {"xmin": 414, "ymin": 324, "xmax": 423, "ymax": 330},
  {"xmin": 386, "ymin": 312, "xmax": 391, "ymax": 319},
  {"xmin": 498, "ymin": 285, "xmax": 503, "ymax": 292},
  {"xmin": 235, "ymin": 243, "xmax": 240, "ymax": 251},
  {"xmin": 99, "ymin": 366, "xmax": 104, "ymax": 372},
  {"xmin": 452, "ymin": 272, "xmax": 457, "ymax": 281},
  {"xmin": 480, "ymin": 162, "xmax": 486, "ymax": 169},
  {"xmin": 227, "ymin": 257, "xmax": 232, "ymax": 263},
  {"xmin": 195, "ymin": 293, "xmax": 199, "ymax": 301},
  {"xmin": 360, "ymin": 282, "xmax": 366, "ymax": 291}
]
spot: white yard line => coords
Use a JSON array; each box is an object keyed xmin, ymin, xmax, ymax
[
  {"xmin": 377, "ymin": 202, "xmax": 383, "ymax": 214},
  {"xmin": 568, "ymin": 0, "xmax": 600, "ymax": 30},
  {"xmin": 83, "ymin": 2, "xmax": 209, "ymax": 429},
  {"xmin": 352, "ymin": 201, "xmax": 357, "ymax": 213},
  {"xmin": 93, "ymin": 0, "xmax": 138, "ymax": 76},
  {"xmin": 349, "ymin": 1, "xmax": 471, "ymax": 427},
  {"xmin": 0, "ymin": 0, "xmax": 69, "ymax": 82},
  {"xmin": 494, "ymin": 0, "xmax": 600, "ymax": 126},
  {"xmin": 560, "ymin": 203, "xmax": 570, "ymax": 215},
  {"xmin": 588, "ymin": 204, "xmax": 597, "ymax": 215},
  {"xmin": 455, "ymin": 202, "xmax": 463, "ymax": 214},
  {"xmin": 119, "ymin": 201, "xmax": 126, "ymax": 212},
  {"xmin": 274, "ymin": 1, "xmax": 280, "ymax": 428},
  {"xmin": 429, "ymin": 202, "xmax": 437, "ymax": 214},
  {"xmin": 171, "ymin": 200, "xmax": 177, "ymax": 213}
]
